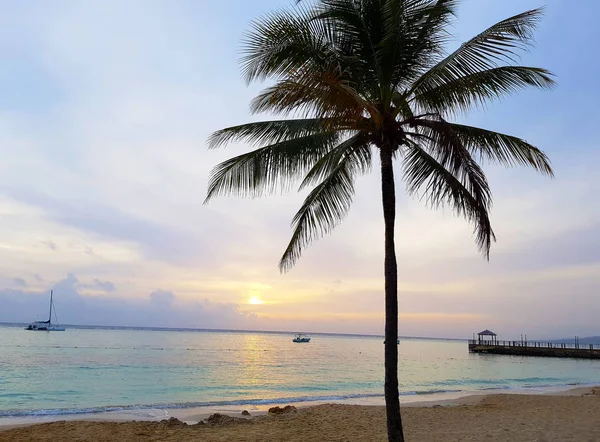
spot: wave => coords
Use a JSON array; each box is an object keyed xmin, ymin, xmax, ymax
[
  {"xmin": 477, "ymin": 381, "xmax": 592, "ymax": 392},
  {"xmin": 1, "ymin": 381, "xmax": 593, "ymax": 419},
  {"xmin": 428, "ymin": 376, "xmax": 567, "ymax": 387},
  {"xmin": 0, "ymin": 388, "xmax": 466, "ymax": 418}
]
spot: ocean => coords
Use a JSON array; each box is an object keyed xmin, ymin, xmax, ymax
[{"xmin": 1, "ymin": 324, "xmax": 599, "ymax": 422}]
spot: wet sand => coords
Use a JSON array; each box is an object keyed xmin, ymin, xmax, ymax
[{"xmin": 1, "ymin": 387, "xmax": 600, "ymax": 441}]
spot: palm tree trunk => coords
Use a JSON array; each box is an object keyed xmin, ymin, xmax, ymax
[{"xmin": 380, "ymin": 147, "xmax": 405, "ymax": 442}]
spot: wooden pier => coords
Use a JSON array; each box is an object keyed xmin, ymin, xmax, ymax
[{"xmin": 469, "ymin": 330, "xmax": 600, "ymax": 359}]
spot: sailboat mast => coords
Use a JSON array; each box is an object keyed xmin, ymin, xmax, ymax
[{"xmin": 49, "ymin": 290, "xmax": 53, "ymax": 325}]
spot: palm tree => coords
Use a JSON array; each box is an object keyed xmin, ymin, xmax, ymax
[{"xmin": 204, "ymin": 1, "xmax": 554, "ymax": 440}]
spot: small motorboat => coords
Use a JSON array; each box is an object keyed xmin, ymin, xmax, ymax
[{"xmin": 293, "ymin": 333, "xmax": 311, "ymax": 343}]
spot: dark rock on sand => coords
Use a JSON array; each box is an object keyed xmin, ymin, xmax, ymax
[
  {"xmin": 206, "ymin": 413, "xmax": 248, "ymax": 425},
  {"xmin": 241, "ymin": 410, "xmax": 251, "ymax": 416},
  {"xmin": 160, "ymin": 417, "xmax": 186, "ymax": 427},
  {"xmin": 268, "ymin": 405, "xmax": 297, "ymax": 415}
]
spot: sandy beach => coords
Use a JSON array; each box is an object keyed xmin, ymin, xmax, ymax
[{"xmin": 1, "ymin": 387, "xmax": 599, "ymax": 441}]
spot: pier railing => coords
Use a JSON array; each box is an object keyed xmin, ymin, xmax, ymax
[{"xmin": 468, "ymin": 340, "xmax": 600, "ymax": 350}]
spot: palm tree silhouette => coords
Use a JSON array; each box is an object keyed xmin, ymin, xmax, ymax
[{"xmin": 205, "ymin": 1, "xmax": 554, "ymax": 440}]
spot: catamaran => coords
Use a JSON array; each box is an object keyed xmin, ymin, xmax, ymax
[{"xmin": 25, "ymin": 290, "xmax": 66, "ymax": 331}]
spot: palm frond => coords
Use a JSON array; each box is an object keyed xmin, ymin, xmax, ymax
[
  {"xmin": 300, "ymin": 134, "xmax": 371, "ymax": 188},
  {"xmin": 279, "ymin": 141, "xmax": 372, "ymax": 272},
  {"xmin": 403, "ymin": 141, "xmax": 495, "ymax": 257},
  {"xmin": 311, "ymin": 0, "xmax": 386, "ymax": 99},
  {"xmin": 405, "ymin": 117, "xmax": 494, "ymax": 256},
  {"xmin": 412, "ymin": 66, "xmax": 554, "ymax": 113},
  {"xmin": 391, "ymin": 90, "xmax": 414, "ymax": 119},
  {"xmin": 409, "ymin": 8, "xmax": 546, "ymax": 100},
  {"xmin": 250, "ymin": 68, "xmax": 379, "ymax": 121},
  {"xmin": 208, "ymin": 119, "xmax": 335, "ymax": 149},
  {"xmin": 314, "ymin": 0, "xmax": 384, "ymax": 65},
  {"xmin": 204, "ymin": 132, "xmax": 338, "ymax": 202},
  {"xmin": 381, "ymin": 0, "xmax": 458, "ymax": 93},
  {"xmin": 441, "ymin": 122, "xmax": 554, "ymax": 176},
  {"xmin": 241, "ymin": 5, "xmax": 337, "ymax": 83},
  {"xmin": 408, "ymin": 0, "xmax": 458, "ymax": 42}
]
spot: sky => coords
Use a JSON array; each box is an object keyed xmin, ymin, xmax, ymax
[{"xmin": 0, "ymin": 0, "xmax": 598, "ymax": 339}]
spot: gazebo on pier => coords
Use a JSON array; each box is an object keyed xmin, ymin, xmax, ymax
[{"xmin": 476, "ymin": 329, "xmax": 497, "ymax": 344}]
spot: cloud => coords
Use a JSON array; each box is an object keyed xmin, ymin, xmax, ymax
[
  {"xmin": 40, "ymin": 239, "xmax": 57, "ymax": 251},
  {"xmin": 149, "ymin": 289, "xmax": 175, "ymax": 305},
  {"xmin": 0, "ymin": 188, "xmax": 241, "ymax": 269},
  {"xmin": 85, "ymin": 279, "xmax": 116, "ymax": 293},
  {"xmin": 12, "ymin": 277, "xmax": 27, "ymax": 288},
  {"xmin": 0, "ymin": 274, "xmax": 260, "ymax": 330}
]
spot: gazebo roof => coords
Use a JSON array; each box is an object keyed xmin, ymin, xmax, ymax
[{"xmin": 477, "ymin": 329, "xmax": 497, "ymax": 336}]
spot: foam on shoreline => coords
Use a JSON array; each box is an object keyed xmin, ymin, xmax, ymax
[{"xmin": 0, "ymin": 384, "xmax": 594, "ymax": 429}]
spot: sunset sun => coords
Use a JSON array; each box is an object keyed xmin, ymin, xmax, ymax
[{"xmin": 248, "ymin": 296, "xmax": 264, "ymax": 305}]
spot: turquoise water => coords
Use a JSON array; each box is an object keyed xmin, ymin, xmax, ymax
[{"xmin": 1, "ymin": 325, "xmax": 599, "ymax": 417}]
